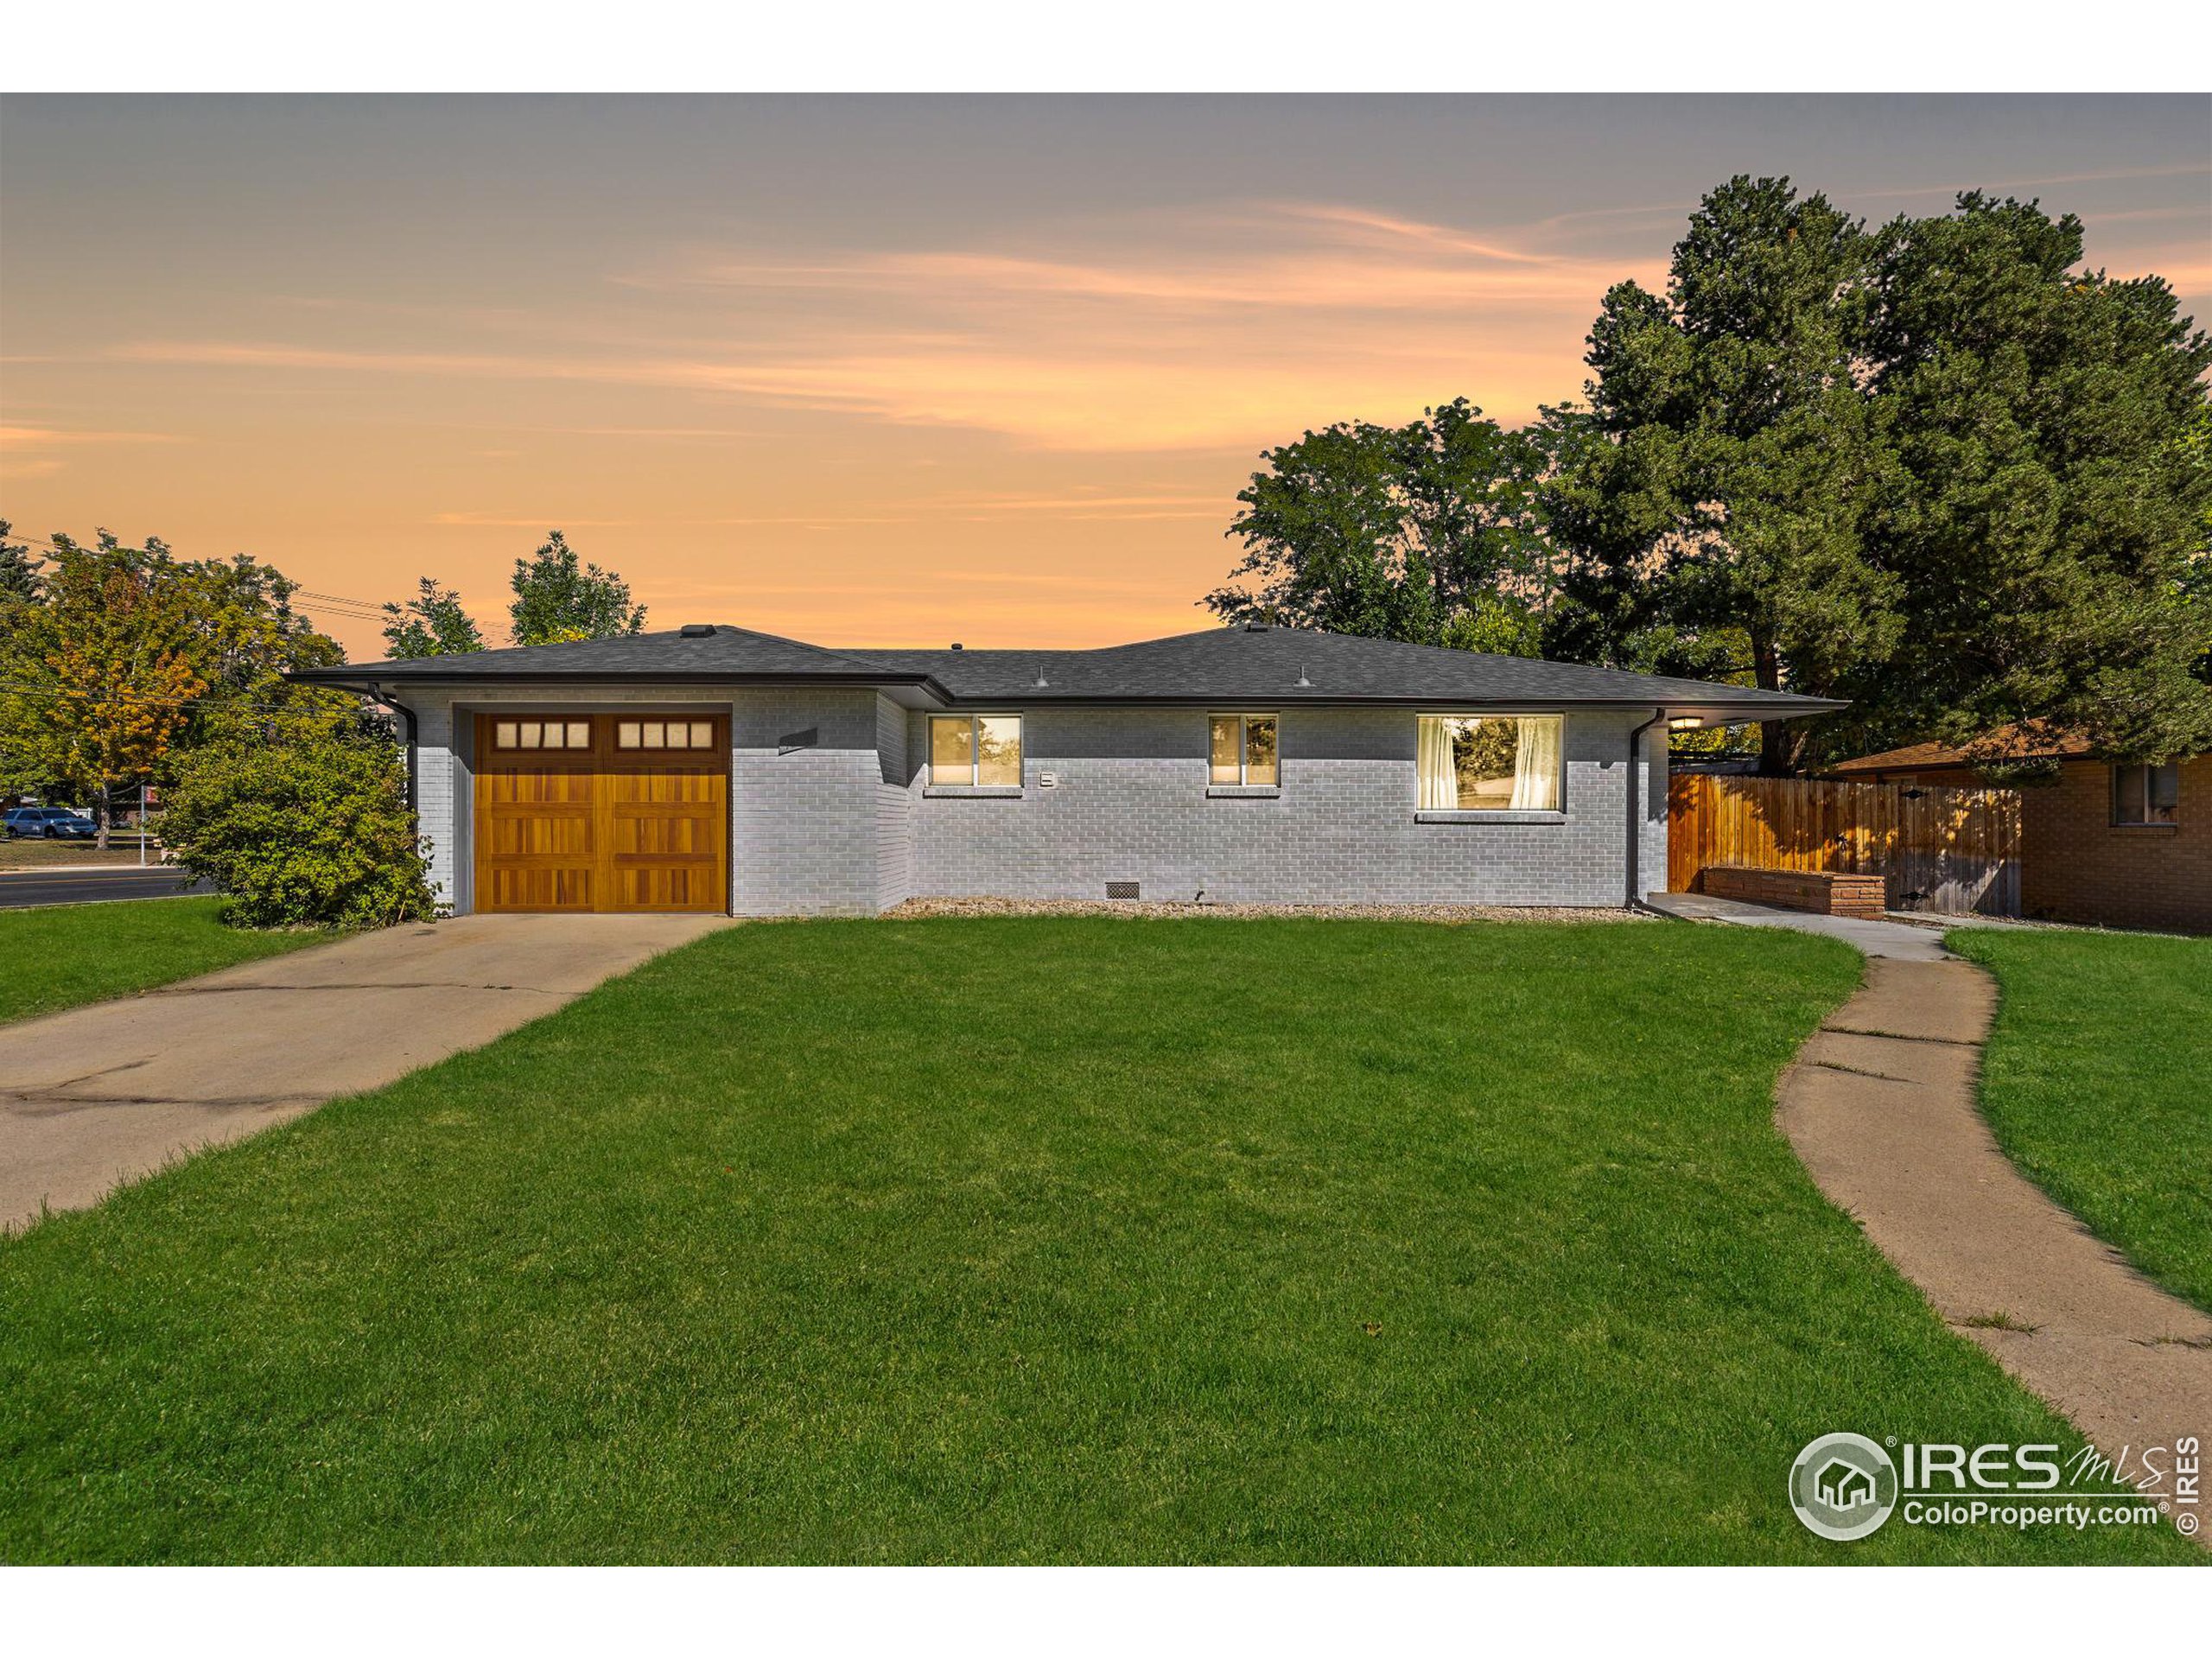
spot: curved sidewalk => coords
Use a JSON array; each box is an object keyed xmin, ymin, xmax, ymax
[{"xmin": 1653, "ymin": 894, "xmax": 2212, "ymax": 1478}]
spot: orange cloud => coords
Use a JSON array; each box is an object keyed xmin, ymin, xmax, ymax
[{"xmin": 0, "ymin": 423, "xmax": 185, "ymax": 448}]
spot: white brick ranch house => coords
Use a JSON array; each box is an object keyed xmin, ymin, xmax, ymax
[{"xmin": 292, "ymin": 623, "xmax": 1840, "ymax": 917}]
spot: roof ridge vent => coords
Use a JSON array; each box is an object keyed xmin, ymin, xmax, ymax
[
  {"xmin": 679, "ymin": 623, "xmax": 716, "ymax": 638},
  {"xmin": 1243, "ymin": 620, "xmax": 1271, "ymax": 632}
]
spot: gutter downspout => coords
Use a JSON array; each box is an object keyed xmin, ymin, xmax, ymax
[
  {"xmin": 382, "ymin": 687, "xmax": 422, "ymax": 813},
  {"xmin": 312, "ymin": 679, "xmax": 419, "ymax": 810},
  {"xmin": 1626, "ymin": 707, "xmax": 1668, "ymax": 908}
]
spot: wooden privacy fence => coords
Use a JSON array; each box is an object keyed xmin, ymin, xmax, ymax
[{"xmin": 1668, "ymin": 772, "xmax": 2022, "ymax": 918}]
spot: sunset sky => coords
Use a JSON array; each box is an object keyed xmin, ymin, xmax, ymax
[{"xmin": 3, "ymin": 94, "xmax": 2207, "ymax": 659}]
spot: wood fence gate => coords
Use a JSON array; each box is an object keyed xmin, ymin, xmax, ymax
[{"xmin": 1667, "ymin": 772, "xmax": 2022, "ymax": 918}]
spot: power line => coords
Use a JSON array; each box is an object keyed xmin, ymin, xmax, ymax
[{"xmin": 0, "ymin": 675, "xmax": 377, "ymax": 716}]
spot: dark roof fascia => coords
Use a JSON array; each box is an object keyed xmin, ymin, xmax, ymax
[
  {"xmin": 930, "ymin": 692, "xmax": 1849, "ymax": 716},
  {"xmin": 288, "ymin": 665, "xmax": 955, "ymax": 698},
  {"xmin": 289, "ymin": 664, "xmax": 1841, "ymax": 719}
]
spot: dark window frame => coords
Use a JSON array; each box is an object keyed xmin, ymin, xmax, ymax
[
  {"xmin": 1208, "ymin": 712, "xmax": 1280, "ymax": 788},
  {"xmin": 2110, "ymin": 762, "xmax": 2180, "ymax": 827}
]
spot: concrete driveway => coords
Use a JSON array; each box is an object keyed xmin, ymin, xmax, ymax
[{"xmin": 0, "ymin": 912, "xmax": 729, "ymax": 1230}]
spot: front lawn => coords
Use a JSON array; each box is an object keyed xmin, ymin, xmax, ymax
[
  {"xmin": 0, "ymin": 918, "xmax": 2190, "ymax": 1563},
  {"xmin": 1948, "ymin": 927, "xmax": 2212, "ymax": 1315},
  {"xmin": 0, "ymin": 896, "xmax": 326, "ymax": 1025}
]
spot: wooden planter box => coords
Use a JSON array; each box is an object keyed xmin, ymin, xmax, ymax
[{"xmin": 1700, "ymin": 864, "xmax": 1890, "ymax": 920}]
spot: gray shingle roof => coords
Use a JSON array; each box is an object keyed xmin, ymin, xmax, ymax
[
  {"xmin": 296, "ymin": 626, "xmax": 934, "ymax": 685},
  {"xmin": 296, "ymin": 622, "xmax": 1843, "ymax": 718}
]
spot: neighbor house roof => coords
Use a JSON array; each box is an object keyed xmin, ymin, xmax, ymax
[
  {"xmin": 294, "ymin": 622, "xmax": 1847, "ymax": 721},
  {"xmin": 1828, "ymin": 721, "xmax": 2094, "ymax": 775}
]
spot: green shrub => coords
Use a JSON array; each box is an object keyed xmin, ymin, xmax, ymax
[{"xmin": 160, "ymin": 714, "xmax": 435, "ymax": 931}]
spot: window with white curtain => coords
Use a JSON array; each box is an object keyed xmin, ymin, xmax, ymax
[{"xmin": 1416, "ymin": 715, "xmax": 1564, "ymax": 812}]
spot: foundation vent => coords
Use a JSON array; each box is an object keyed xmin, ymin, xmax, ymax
[{"xmin": 1105, "ymin": 881, "xmax": 1140, "ymax": 900}]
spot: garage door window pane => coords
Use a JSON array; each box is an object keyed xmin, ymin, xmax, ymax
[
  {"xmin": 495, "ymin": 721, "xmax": 519, "ymax": 749},
  {"xmin": 643, "ymin": 721, "xmax": 665, "ymax": 748},
  {"xmin": 518, "ymin": 722, "xmax": 542, "ymax": 748},
  {"xmin": 617, "ymin": 721, "xmax": 640, "ymax": 749},
  {"xmin": 690, "ymin": 721, "xmax": 715, "ymax": 749},
  {"xmin": 567, "ymin": 721, "xmax": 590, "ymax": 749}
]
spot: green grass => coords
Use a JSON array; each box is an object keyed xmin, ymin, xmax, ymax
[
  {"xmin": 0, "ymin": 918, "xmax": 2192, "ymax": 1564},
  {"xmin": 0, "ymin": 896, "xmax": 327, "ymax": 1025},
  {"xmin": 1948, "ymin": 927, "xmax": 2212, "ymax": 1316}
]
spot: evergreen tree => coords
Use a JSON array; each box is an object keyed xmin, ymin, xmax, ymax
[
  {"xmin": 0, "ymin": 520, "xmax": 40, "ymax": 604},
  {"xmin": 1858, "ymin": 194, "xmax": 2212, "ymax": 761},
  {"xmin": 1550, "ymin": 177, "xmax": 1904, "ymax": 772}
]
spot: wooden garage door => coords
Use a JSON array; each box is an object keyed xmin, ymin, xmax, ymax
[{"xmin": 474, "ymin": 714, "xmax": 728, "ymax": 912}]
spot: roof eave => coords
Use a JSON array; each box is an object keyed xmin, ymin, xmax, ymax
[
  {"xmin": 930, "ymin": 692, "xmax": 1849, "ymax": 715},
  {"xmin": 289, "ymin": 665, "xmax": 952, "ymax": 699}
]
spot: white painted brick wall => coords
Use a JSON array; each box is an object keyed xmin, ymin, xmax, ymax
[
  {"xmin": 906, "ymin": 706, "xmax": 1666, "ymax": 908},
  {"xmin": 400, "ymin": 685, "xmax": 1664, "ymax": 915},
  {"xmin": 874, "ymin": 693, "xmax": 914, "ymax": 910}
]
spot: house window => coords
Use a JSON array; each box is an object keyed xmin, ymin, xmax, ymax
[
  {"xmin": 1416, "ymin": 715, "xmax": 1564, "ymax": 812},
  {"xmin": 1209, "ymin": 714, "xmax": 1279, "ymax": 786},
  {"xmin": 493, "ymin": 719, "xmax": 591, "ymax": 751},
  {"xmin": 615, "ymin": 720, "xmax": 717, "ymax": 751},
  {"xmin": 929, "ymin": 715, "xmax": 1022, "ymax": 786},
  {"xmin": 2112, "ymin": 762, "xmax": 2180, "ymax": 826}
]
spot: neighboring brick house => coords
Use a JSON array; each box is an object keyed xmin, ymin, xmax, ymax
[
  {"xmin": 1831, "ymin": 728, "xmax": 2209, "ymax": 935},
  {"xmin": 293, "ymin": 623, "xmax": 1839, "ymax": 917}
]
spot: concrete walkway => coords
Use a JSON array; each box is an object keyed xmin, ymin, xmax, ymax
[
  {"xmin": 0, "ymin": 912, "xmax": 728, "ymax": 1230},
  {"xmin": 1654, "ymin": 892, "xmax": 2212, "ymax": 1492},
  {"xmin": 1643, "ymin": 889, "xmax": 1953, "ymax": 961}
]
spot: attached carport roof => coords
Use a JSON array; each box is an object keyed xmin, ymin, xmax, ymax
[{"xmin": 293, "ymin": 622, "xmax": 1846, "ymax": 722}]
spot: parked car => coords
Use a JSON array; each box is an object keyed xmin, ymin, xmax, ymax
[{"xmin": 3, "ymin": 807, "xmax": 98, "ymax": 840}]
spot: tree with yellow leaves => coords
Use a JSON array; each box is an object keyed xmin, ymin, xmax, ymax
[{"xmin": 0, "ymin": 531, "xmax": 344, "ymax": 848}]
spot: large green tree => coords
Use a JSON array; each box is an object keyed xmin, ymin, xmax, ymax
[
  {"xmin": 1856, "ymin": 194, "xmax": 2212, "ymax": 761},
  {"xmin": 1548, "ymin": 177, "xmax": 1905, "ymax": 771},
  {"xmin": 508, "ymin": 531, "xmax": 646, "ymax": 645},
  {"xmin": 382, "ymin": 577, "xmax": 486, "ymax": 660},
  {"xmin": 1221, "ymin": 180, "xmax": 2210, "ymax": 773},
  {"xmin": 1206, "ymin": 398, "xmax": 1558, "ymax": 652},
  {"xmin": 1553, "ymin": 179, "xmax": 2211, "ymax": 769}
]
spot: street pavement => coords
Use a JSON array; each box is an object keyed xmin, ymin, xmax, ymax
[{"xmin": 0, "ymin": 867, "xmax": 212, "ymax": 909}]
